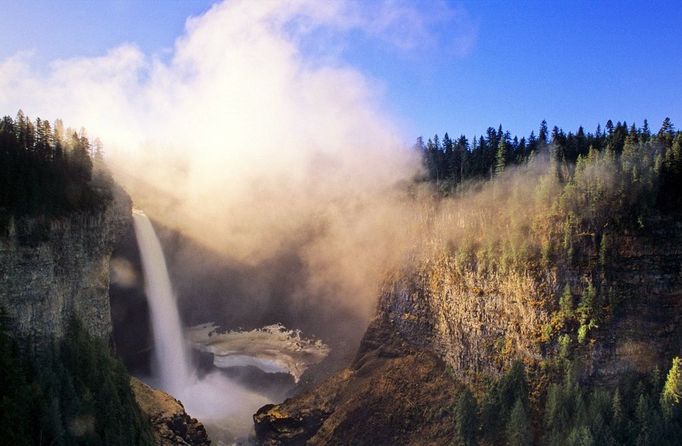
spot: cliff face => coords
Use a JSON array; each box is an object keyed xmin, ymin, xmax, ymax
[
  {"xmin": 369, "ymin": 217, "xmax": 682, "ymax": 385},
  {"xmin": 131, "ymin": 378, "xmax": 210, "ymax": 446},
  {"xmin": 582, "ymin": 218, "xmax": 682, "ymax": 382},
  {"xmin": 254, "ymin": 216, "xmax": 682, "ymax": 444},
  {"xmin": 255, "ymin": 350, "xmax": 462, "ymax": 446},
  {"xmin": 0, "ymin": 187, "xmax": 131, "ymax": 351}
]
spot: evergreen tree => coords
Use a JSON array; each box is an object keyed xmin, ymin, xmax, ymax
[
  {"xmin": 566, "ymin": 426, "xmax": 593, "ymax": 446},
  {"xmin": 442, "ymin": 133, "xmax": 454, "ymax": 179},
  {"xmin": 539, "ymin": 120, "xmax": 549, "ymax": 146},
  {"xmin": 506, "ymin": 398, "xmax": 532, "ymax": 446},
  {"xmin": 544, "ymin": 383, "xmax": 568, "ymax": 444},
  {"xmin": 660, "ymin": 357, "xmax": 682, "ymax": 420},
  {"xmin": 527, "ymin": 131, "xmax": 538, "ymax": 155},
  {"xmin": 635, "ymin": 393, "xmax": 654, "ymax": 446},
  {"xmin": 560, "ymin": 284, "xmax": 574, "ymax": 318},
  {"xmin": 658, "ymin": 117, "xmax": 674, "ymax": 144},
  {"xmin": 610, "ymin": 389, "xmax": 626, "ymax": 443},
  {"xmin": 453, "ymin": 388, "xmax": 478, "ymax": 446},
  {"xmin": 495, "ymin": 137, "xmax": 507, "ymax": 176}
]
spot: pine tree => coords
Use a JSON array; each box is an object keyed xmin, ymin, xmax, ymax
[
  {"xmin": 527, "ymin": 131, "xmax": 538, "ymax": 154},
  {"xmin": 539, "ymin": 120, "xmax": 548, "ymax": 146},
  {"xmin": 544, "ymin": 383, "xmax": 568, "ymax": 443},
  {"xmin": 453, "ymin": 388, "xmax": 478, "ymax": 446},
  {"xmin": 456, "ymin": 135, "xmax": 468, "ymax": 183},
  {"xmin": 660, "ymin": 357, "xmax": 682, "ymax": 420},
  {"xmin": 560, "ymin": 284, "xmax": 574, "ymax": 318},
  {"xmin": 577, "ymin": 282, "xmax": 596, "ymax": 325},
  {"xmin": 506, "ymin": 398, "xmax": 532, "ymax": 446},
  {"xmin": 665, "ymin": 134, "xmax": 682, "ymax": 175},
  {"xmin": 634, "ymin": 391, "xmax": 667, "ymax": 446},
  {"xmin": 642, "ymin": 119, "xmax": 650, "ymax": 140},
  {"xmin": 599, "ymin": 234, "xmax": 609, "ymax": 267},
  {"xmin": 495, "ymin": 137, "xmax": 507, "ymax": 176},
  {"xmin": 566, "ymin": 426, "xmax": 593, "ymax": 446},
  {"xmin": 442, "ymin": 133, "xmax": 454, "ymax": 180}
]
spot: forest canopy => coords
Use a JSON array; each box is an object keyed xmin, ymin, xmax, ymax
[
  {"xmin": 415, "ymin": 118, "xmax": 682, "ymax": 211},
  {"xmin": 0, "ymin": 110, "xmax": 111, "ymax": 224}
]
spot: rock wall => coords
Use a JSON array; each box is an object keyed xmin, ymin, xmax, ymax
[
  {"xmin": 367, "ymin": 215, "xmax": 682, "ymax": 384},
  {"xmin": 131, "ymin": 378, "xmax": 210, "ymax": 446},
  {"xmin": 252, "ymin": 216, "xmax": 682, "ymax": 444},
  {"xmin": 254, "ymin": 350, "xmax": 461, "ymax": 446},
  {"xmin": 0, "ymin": 187, "xmax": 131, "ymax": 352},
  {"xmin": 584, "ymin": 217, "xmax": 682, "ymax": 383},
  {"xmin": 369, "ymin": 262, "xmax": 554, "ymax": 382}
]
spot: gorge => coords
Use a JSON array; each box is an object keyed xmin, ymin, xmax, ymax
[
  {"xmin": 2, "ymin": 114, "xmax": 682, "ymax": 445},
  {"xmin": 0, "ymin": 3, "xmax": 680, "ymax": 442},
  {"xmin": 131, "ymin": 210, "xmax": 330, "ymax": 442}
]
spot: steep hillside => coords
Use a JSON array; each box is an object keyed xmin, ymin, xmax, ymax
[
  {"xmin": 0, "ymin": 184, "xmax": 131, "ymax": 352},
  {"xmin": 131, "ymin": 378, "xmax": 210, "ymax": 446},
  {"xmin": 369, "ymin": 216, "xmax": 682, "ymax": 386},
  {"xmin": 255, "ymin": 218, "xmax": 682, "ymax": 445},
  {"xmin": 255, "ymin": 136, "xmax": 682, "ymax": 445}
]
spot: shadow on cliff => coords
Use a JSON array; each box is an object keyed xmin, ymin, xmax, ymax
[{"xmin": 109, "ymin": 217, "xmax": 366, "ymax": 396}]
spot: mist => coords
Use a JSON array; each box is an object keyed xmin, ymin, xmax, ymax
[
  {"xmin": 0, "ymin": 0, "xmax": 459, "ymax": 321},
  {"xmin": 0, "ymin": 0, "xmax": 556, "ymax": 337},
  {"xmin": 0, "ymin": 0, "xmax": 570, "ymax": 333}
]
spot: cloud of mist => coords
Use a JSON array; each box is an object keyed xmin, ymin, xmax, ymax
[{"xmin": 0, "ymin": 0, "xmax": 477, "ymax": 318}]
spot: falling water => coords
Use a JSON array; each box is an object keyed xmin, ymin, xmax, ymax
[
  {"xmin": 132, "ymin": 210, "xmax": 190, "ymax": 395},
  {"xmin": 131, "ymin": 209, "xmax": 327, "ymax": 440}
]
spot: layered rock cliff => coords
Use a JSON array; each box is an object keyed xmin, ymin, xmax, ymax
[
  {"xmin": 254, "ymin": 215, "xmax": 682, "ymax": 444},
  {"xmin": 371, "ymin": 216, "xmax": 682, "ymax": 385},
  {"xmin": 0, "ymin": 184, "xmax": 215, "ymax": 446},
  {"xmin": 0, "ymin": 185, "xmax": 131, "ymax": 351}
]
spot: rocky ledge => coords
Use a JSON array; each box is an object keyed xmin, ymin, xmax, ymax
[
  {"xmin": 254, "ymin": 325, "xmax": 463, "ymax": 446},
  {"xmin": 131, "ymin": 377, "xmax": 211, "ymax": 446}
]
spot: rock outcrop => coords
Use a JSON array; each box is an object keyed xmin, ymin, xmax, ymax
[
  {"xmin": 0, "ymin": 186, "xmax": 131, "ymax": 352},
  {"xmin": 253, "ymin": 216, "xmax": 682, "ymax": 444},
  {"xmin": 254, "ymin": 347, "xmax": 462, "ymax": 446},
  {"xmin": 364, "ymin": 217, "xmax": 682, "ymax": 385},
  {"xmin": 131, "ymin": 377, "xmax": 211, "ymax": 446}
]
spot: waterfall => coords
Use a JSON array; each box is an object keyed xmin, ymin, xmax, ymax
[
  {"xmin": 131, "ymin": 210, "xmax": 318, "ymax": 441},
  {"xmin": 133, "ymin": 210, "xmax": 190, "ymax": 395}
]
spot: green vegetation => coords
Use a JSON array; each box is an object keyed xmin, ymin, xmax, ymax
[
  {"xmin": 506, "ymin": 398, "xmax": 532, "ymax": 446},
  {"xmin": 451, "ymin": 358, "xmax": 682, "ymax": 445},
  {"xmin": 417, "ymin": 118, "xmax": 681, "ymax": 210},
  {"xmin": 3, "ymin": 108, "xmax": 682, "ymax": 443},
  {"xmin": 0, "ymin": 110, "xmax": 111, "ymax": 231},
  {"xmin": 478, "ymin": 361, "xmax": 529, "ymax": 445},
  {"xmin": 452, "ymin": 388, "xmax": 478, "ymax": 446},
  {"xmin": 660, "ymin": 357, "xmax": 682, "ymax": 420},
  {"xmin": 416, "ymin": 118, "xmax": 682, "ymax": 354},
  {"xmin": 417, "ymin": 118, "xmax": 682, "ymax": 444},
  {"xmin": 0, "ymin": 316, "xmax": 152, "ymax": 446}
]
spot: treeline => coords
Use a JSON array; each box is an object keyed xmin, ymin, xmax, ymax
[
  {"xmin": 451, "ymin": 359, "xmax": 682, "ymax": 446},
  {"xmin": 415, "ymin": 118, "xmax": 682, "ymax": 445},
  {"xmin": 416, "ymin": 118, "xmax": 682, "ymax": 209},
  {"xmin": 0, "ymin": 316, "xmax": 152, "ymax": 446},
  {"xmin": 0, "ymin": 110, "xmax": 110, "ymax": 222}
]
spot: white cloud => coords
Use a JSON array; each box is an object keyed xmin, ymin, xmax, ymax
[{"xmin": 0, "ymin": 0, "xmax": 475, "ymax": 316}]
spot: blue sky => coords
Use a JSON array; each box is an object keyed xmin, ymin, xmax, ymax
[{"xmin": 1, "ymin": 0, "xmax": 680, "ymax": 141}]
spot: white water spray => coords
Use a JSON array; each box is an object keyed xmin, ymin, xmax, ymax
[
  {"xmin": 132, "ymin": 210, "xmax": 190, "ymax": 395},
  {"xmin": 132, "ymin": 209, "xmax": 329, "ymax": 440},
  {"xmin": 132, "ymin": 210, "xmax": 271, "ymax": 439}
]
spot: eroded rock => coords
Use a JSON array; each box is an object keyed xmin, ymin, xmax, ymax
[
  {"xmin": 131, "ymin": 377, "xmax": 211, "ymax": 446},
  {"xmin": 254, "ymin": 348, "xmax": 462, "ymax": 446}
]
